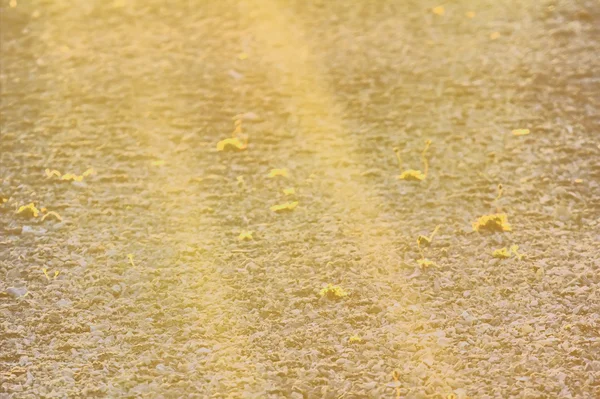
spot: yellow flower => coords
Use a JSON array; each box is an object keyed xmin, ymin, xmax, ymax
[
  {"xmin": 466, "ymin": 11, "xmax": 476, "ymax": 18},
  {"xmin": 282, "ymin": 187, "xmax": 296, "ymax": 196},
  {"xmin": 270, "ymin": 201, "xmax": 298, "ymax": 213},
  {"xmin": 472, "ymin": 213, "xmax": 512, "ymax": 233},
  {"xmin": 397, "ymin": 169, "xmax": 426, "ymax": 181},
  {"xmin": 268, "ymin": 168, "xmax": 289, "ymax": 178},
  {"xmin": 432, "ymin": 6, "xmax": 445, "ymax": 16},
  {"xmin": 348, "ymin": 335, "xmax": 364, "ymax": 344},
  {"xmin": 238, "ymin": 231, "xmax": 253, "ymax": 241},
  {"xmin": 490, "ymin": 32, "xmax": 501, "ymax": 40},
  {"xmin": 319, "ymin": 284, "xmax": 348, "ymax": 299},
  {"xmin": 511, "ymin": 128, "xmax": 530, "ymax": 136},
  {"xmin": 217, "ymin": 137, "xmax": 246, "ymax": 152},
  {"xmin": 492, "ymin": 247, "xmax": 511, "ymax": 259},
  {"xmin": 16, "ymin": 203, "xmax": 40, "ymax": 218}
]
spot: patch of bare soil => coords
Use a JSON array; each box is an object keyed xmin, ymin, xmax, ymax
[{"xmin": 1, "ymin": 0, "xmax": 599, "ymax": 398}]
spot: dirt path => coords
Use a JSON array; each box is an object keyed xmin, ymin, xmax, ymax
[{"xmin": 2, "ymin": 1, "xmax": 599, "ymax": 398}]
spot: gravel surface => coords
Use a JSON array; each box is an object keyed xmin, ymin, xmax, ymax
[{"xmin": 1, "ymin": 1, "xmax": 599, "ymax": 398}]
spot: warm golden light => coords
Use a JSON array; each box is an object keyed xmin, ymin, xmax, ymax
[{"xmin": 1, "ymin": 1, "xmax": 597, "ymax": 398}]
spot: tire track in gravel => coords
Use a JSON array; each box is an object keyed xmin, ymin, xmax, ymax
[
  {"xmin": 252, "ymin": 2, "xmax": 600, "ymax": 398},
  {"xmin": 2, "ymin": 2, "xmax": 266, "ymax": 396},
  {"xmin": 202, "ymin": 1, "xmax": 466, "ymax": 397}
]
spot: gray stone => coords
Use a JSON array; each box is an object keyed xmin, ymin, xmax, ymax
[
  {"xmin": 6, "ymin": 268, "xmax": 21, "ymax": 280},
  {"xmin": 6, "ymin": 287, "xmax": 28, "ymax": 298},
  {"xmin": 56, "ymin": 299, "xmax": 73, "ymax": 308},
  {"xmin": 21, "ymin": 226, "xmax": 47, "ymax": 235}
]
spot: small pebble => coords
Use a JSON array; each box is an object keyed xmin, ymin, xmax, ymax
[
  {"xmin": 6, "ymin": 268, "xmax": 21, "ymax": 280},
  {"xmin": 6, "ymin": 287, "xmax": 28, "ymax": 298},
  {"xmin": 228, "ymin": 69, "xmax": 244, "ymax": 80},
  {"xmin": 21, "ymin": 226, "xmax": 47, "ymax": 235},
  {"xmin": 71, "ymin": 181, "xmax": 87, "ymax": 188},
  {"xmin": 246, "ymin": 262, "xmax": 259, "ymax": 271},
  {"xmin": 239, "ymin": 111, "xmax": 260, "ymax": 121},
  {"xmin": 56, "ymin": 299, "xmax": 73, "ymax": 308},
  {"xmin": 362, "ymin": 381, "xmax": 377, "ymax": 390},
  {"xmin": 51, "ymin": 222, "xmax": 65, "ymax": 231}
]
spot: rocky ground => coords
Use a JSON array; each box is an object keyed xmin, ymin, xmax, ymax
[{"xmin": 1, "ymin": 0, "xmax": 599, "ymax": 398}]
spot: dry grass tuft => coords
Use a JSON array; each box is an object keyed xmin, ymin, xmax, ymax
[
  {"xmin": 417, "ymin": 225, "xmax": 440, "ymax": 248},
  {"xmin": 395, "ymin": 140, "xmax": 432, "ymax": 181},
  {"xmin": 41, "ymin": 211, "xmax": 62, "ymax": 222},
  {"xmin": 45, "ymin": 168, "xmax": 95, "ymax": 182},
  {"xmin": 417, "ymin": 258, "xmax": 438, "ymax": 269}
]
